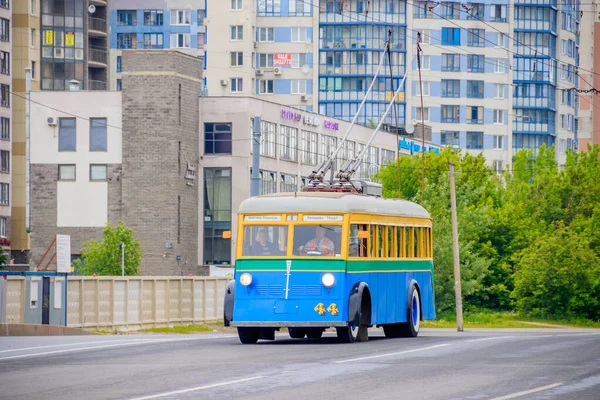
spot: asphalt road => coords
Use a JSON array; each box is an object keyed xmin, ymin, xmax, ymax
[{"xmin": 1, "ymin": 328, "xmax": 599, "ymax": 400}]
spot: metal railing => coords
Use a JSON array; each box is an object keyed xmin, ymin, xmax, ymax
[
  {"xmin": 89, "ymin": 17, "xmax": 107, "ymax": 33},
  {"xmin": 89, "ymin": 80, "xmax": 107, "ymax": 90},
  {"xmin": 89, "ymin": 49, "xmax": 107, "ymax": 65}
]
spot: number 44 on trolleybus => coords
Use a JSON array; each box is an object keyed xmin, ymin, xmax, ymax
[{"xmin": 223, "ymin": 189, "xmax": 436, "ymax": 344}]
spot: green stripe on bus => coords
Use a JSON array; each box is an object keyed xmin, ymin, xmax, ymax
[
  {"xmin": 235, "ymin": 259, "xmax": 346, "ymax": 272},
  {"xmin": 346, "ymin": 259, "xmax": 434, "ymax": 273}
]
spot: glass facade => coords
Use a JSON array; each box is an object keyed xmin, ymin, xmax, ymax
[{"xmin": 318, "ymin": 0, "xmax": 407, "ymax": 127}]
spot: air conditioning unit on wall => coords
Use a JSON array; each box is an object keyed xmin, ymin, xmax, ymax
[
  {"xmin": 274, "ymin": 67, "xmax": 282, "ymax": 75},
  {"xmin": 220, "ymin": 79, "xmax": 228, "ymax": 86},
  {"xmin": 47, "ymin": 117, "xmax": 58, "ymax": 126}
]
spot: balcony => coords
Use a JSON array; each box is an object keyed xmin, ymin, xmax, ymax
[
  {"xmin": 89, "ymin": 17, "xmax": 108, "ymax": 37},
  {"xmin": 88, "ymin": 49, "xmax": 107, "ymax": 67},
  {"xmin": 89, "ymin": 0, "xmax": 107, "ymax": 6},
  {"xmin": 89, "ymin": 80, "xmax": 107, "ymax": 91}
]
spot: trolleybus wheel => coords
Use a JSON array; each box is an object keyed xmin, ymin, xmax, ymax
[
  {"xmin": 400, "ymin": 285, "xmax": 421, "ymax": 338},
  {"xmin": 238, "ymin": 327, "xmax": 260, "ymax": 344},
  {"xmin": 288, "ymin": 328, "xmax": 306, "ymax": 339},
  {"xmin": 306, "ymin": 328, "xmax": 324, "ymax": 339},
  {"xmin": 336, "ymin": 324, "xmax": 359, "ymax": 343}
]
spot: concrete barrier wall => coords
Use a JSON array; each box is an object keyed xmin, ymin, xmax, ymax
[{"xmin": 1, "ymin": 276, "xmax": 231, "ymax": 329}]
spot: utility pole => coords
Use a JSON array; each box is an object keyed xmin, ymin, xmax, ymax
[
  {"xmin": 120, "ymin": 242, "xmax": 125, "ymax": 277},
  {"xmin": 25, "ymin": 68, "xmax": 32, "ymax": 233},
  {"xmin": 449, "ymin": 162, "xmax": 464, "ymax": 332},
  {"xmin": 250, "ymin": 116, "xmax": 261, "ymax": 197},
  {"xmin": 416, "ymin": 34, "xmax": 426, "ymax": 205}
]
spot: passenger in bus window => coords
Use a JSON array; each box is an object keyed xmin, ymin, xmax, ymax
[
  {"xmin": 298, "ymin": 226, "xmax": 334, "ymax": 256},
  {"xmin": 251, "ymin": 228, "xmax": 280, "ymax": 256}
]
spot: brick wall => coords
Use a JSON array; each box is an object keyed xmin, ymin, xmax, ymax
[
  {"xmin": 121, "ymin": 51, "xmax": 201, "ymax": 275},
  {"xmin": 29, "ymin": 164, "xmax": 122, "ymax": 270}
]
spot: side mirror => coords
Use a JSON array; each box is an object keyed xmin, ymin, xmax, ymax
[
  {"xmin": 222, "ymin": 231, "xmax": 232, "ymax": 239},
  {"xmin": 358, "ymin": 231, "xmax": 369, "ymax": 239}
]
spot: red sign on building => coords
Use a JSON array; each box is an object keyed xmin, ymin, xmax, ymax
[{"xmin": 274, "ymin": 54, "xmax": 292, "ymax": 66}]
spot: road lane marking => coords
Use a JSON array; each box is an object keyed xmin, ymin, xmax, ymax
[
  {"xmin": 129, "ymin": 376, "xmax": 266, "ymax": 400},
  {"xmin": 466, "ymin": 336, "xmax": 514, "ymax": 343},
  {"xmin": 0, "ymin": 339, "xmax": 163, "ymax": 354},
  {"xmin": 488, "ymin": 383, "xmax": 563, "ymax": 400},
  {"xmin": 0, "ymin": 335, "xmax": 236, "ymax": 361},
  {"xmin": 332, "ymin": 343, "xmax": 450, "ymax": 364}
]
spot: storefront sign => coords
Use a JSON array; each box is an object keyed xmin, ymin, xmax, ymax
[
  {"xmin": 274, "ymin": 53, "xmax": 292, "ymax": 66},
  {"xmin": 324, "ymin": 120, "xmax": 339, "ymax": 131},
  {"xmin": 281, "ymin": 109, "xmax": 301, "ymax": 121},
  {"xmin": 399, "ymin": 138, "xmax": 440, "ymax": 155},
  {"xmin": 303, "ymin": 115, "xmax": 319, "ymax": 127}
]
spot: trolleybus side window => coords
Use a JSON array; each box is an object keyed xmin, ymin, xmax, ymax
[
  {"xmin": 349, "ymin": 224, "xmax": 368, "ymax": 257},
  {"xmin": 396, "ymin": 226, "xmax": 403, "ymax": 258},
  {"xmin": 242, "ymin": 226, "xmax": 288, "ymax": 257},
  {"xmin": 414, "ymin": 227, "xmax": 420, "ymax": 258},
  {"xmin": 294, "ymin": 225, "xmax": 342, "ymax": 257}
]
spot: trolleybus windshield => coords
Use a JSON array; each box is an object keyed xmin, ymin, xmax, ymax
[{"xmin": 293, "ymin": 225, "xmax": 342, "ymax": 257}]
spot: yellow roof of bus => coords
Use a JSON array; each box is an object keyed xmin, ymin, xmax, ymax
[{"xmin": 238, "ymin": 192, "xmax": 431, "ymax": 219}]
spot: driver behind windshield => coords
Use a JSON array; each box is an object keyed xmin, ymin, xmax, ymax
[
  {"xmin": 298, "ymin": 226, "xmax": 334, "ymax": 256},
  {"xmin": 251, "ymin": 228, "xmax": 280, "ymax": 256}
]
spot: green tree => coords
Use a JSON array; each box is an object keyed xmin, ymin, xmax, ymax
[
  {"xmin": 74, "ymin": 222, "xmax": 143, "ymax": 276},
  {"xmin": 0, "ymin": 247, "xmax": 7, "ymax": 270}
]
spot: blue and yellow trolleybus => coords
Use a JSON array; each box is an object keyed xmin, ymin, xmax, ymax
[{"xmin": 224, "ymin": 190, "xmax": 436, "ymax": 344}]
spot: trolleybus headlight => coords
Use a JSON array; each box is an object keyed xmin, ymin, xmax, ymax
[
  {"xmin": 240, "ymin": 273, "xmax": 253, "ymax": 287},
  {"xmin": 322, "ymin": 273, "xmax": 335, "ymax": 288}
]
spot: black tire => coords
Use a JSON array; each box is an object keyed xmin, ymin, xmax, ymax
[
  {"xmin": 336, "ymin": 324, "xmax": 359, "ymax": 343},
  {"xmin": 306, "ymin": 328, "xmax": 324, "ymax": 339},
  {"xmin": 399, "ymin": 285, "xmax": 421, "ymax": 338},
  {"xmin": 382, "ymin": 323, "xmax": 403, "ymax": 338},
  {"xmin": 288, "ymin": 328, "xmax": 306, "ymax": 339},
  {"xmin": 238, "ymin": 327, "xmax": 260, "ymax": 344}
]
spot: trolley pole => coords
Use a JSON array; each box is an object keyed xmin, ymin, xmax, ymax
[
  {"xmin": 251, "ymin": 116, "xmax": 261, "ymax": 197},
  {"xmin": 449, "ymin": 162, "xmax": 464, "ymax": 332}
]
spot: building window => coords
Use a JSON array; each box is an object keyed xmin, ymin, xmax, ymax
[
  {"xmin": 494, "ymin": 84, "xmax": 505, "ymax": 99},
  {"xmin": 31, "ymin": 61, "xmax": 36, "ymax": 79},
  {"xmin": 493, "ymin": 160, "xmax": 504, "ymax": 174},
  {"xmin": 279, "ymin": 125, "xmax": 298, "ymax": 162},
  {"xmin": 58, "ymin": 165, "xmax": 76, "ymax": 181},
  {"xmin": 0, "ymin": 150, "xmax": 8, "ymax": 173},
  {"xmin": 31, "ymin": 28, "xmax": 36, "ymax": 48},
  {"xmin": 280, "ymin": 174, "xmax": 297, "ymax": 192},
  {"xmin": 466, "ymin": 106, "xmax": 484, "ymax": 124},
  {"xmin": 117, "ymin": 33, "xmax": 136, "ymax": 49},
  {"xmin": 419, "ymin": 55, "xmax": 430, "ymax": 70},
  {"xmin": 416, "ymin": 107, "xmax": 430, "ymax": 122},
  {"xmin": 414, "ymin": 1, "xmax": 434, "ymax": 18},
  {"xmin": 116, "ymin": 56, "xmax": 122, "ymax": 73},
  {"xmin": 197, "ymin": 10, "xmax": 206, "ymax": 25},
  {"xmin": 116, "ymin": 79, "xmax": 122, "ymax": 91},
  {"xmin": 258, "ymin": 0, "xmax": 281, "ymax": 16},
  {"xmin": 231, "ymin": 52, "xmax": 243, "ymax": 67},
  {"xmin": 259, "ymin": 120, "xmax": 277, "ymax": 158},
  {"xmin": 415, "ymin": 81, "xmax": 430, "ymax": 97},
  {"xmin": 467, "ymin": 29, "xmax": 485, "ymax": 47},
  {"xmin": 419, "ymin": 29, "xmax": 432, "ymax": 44},
  {"xmin": 257, "ymin": 27, "xmax": 274, "ymax": 42},
  {"xmin": 441, "ymin": 2, "xmax": 460, "ymax": 19},
  {"xmin": 291, "ymin": 53, "xmax": 307, "ymax": 68},
  {"xmin": 0, "ymin": 51, "xmax": 8, "ymax": 75},
  {"xmin": 291, "ymin": 27, "xmax": 308, "ymax": 42},
  {"xmin": 442, "ymin": 54, "xmax": 460, "ymax": 72},
  {"xmin": 289, "ymin": 0, "xmax": 311, "ymax": 16},
  {"xmin": 494, "ymin": 58, "xmax": 507, "ymax": 73},
  {"xmin": 0, "ymin": 183, "xmax": 8, "ymax": 206},
  {"xmin": 0, "ymin": 217, "xmax": 6, "ymax": 237},
  {"xmin": 257, "ymin": 170, "xmax": 276, "ymax": 194},
  {"xmin": 496, "ymin": 33, "xmax": 508, "ymax": 48},
  {"xmin": 203, "ymin": 168, "xmax": 232, "ymax": 265},
  {"xmin": 442, "ymin": 79, "xmax": 460, "ymax": 98},
  {"xmin": 144, "ymin": 10, "xmax": 164, "ymax": 26},
  {"xmin": 258, "ymin": 79, "xmax": 274, "ymax": 94},
  {"xmin": 493, "ymin": 135, "xmax": 504, "ymax": 150},
  {"xmin": 493, "ymin": 110, "xmax": 505, "ymax": 125},
  {"xmin": 467, "ymin": 132, "xmax": 483, "ymax": 150},
  {"xmin": 117, "ymin": 10, "xmax": 137, "ymax": 26},
  {"xmin": 441, "ymin": 106, "xmax": 460, "ymax": 123},
  {"xmin": 231, "ymin": 0, "xmax": 242, "ymax": 10},
  {"xmin": 143, "ymin": 33, "xmax": 164, "ymax": 49},
  {"xmin": 291, "ymin": 80, "xmax": 307, "ymax": 94},
  {"xmin": 58, "ymin": 118, "xmax": 76, "ymax": 152},
  {"xmin": 230, "ymin": 78, "xmax": 243, "ymax": 93},
  {"xmin": 441, "ymin": 131, "xmax": 460, "ymax": 147},
  {"xmin": 171, "ymin": 33, "xmax": 190, "ymax": 48},
  {"xmin": 467, "ymin": 55, "xmax": 484, "ymax": 73},
  {"xmin": 171, "ymin": 9, "xmax": 191, "ymax": 25},
  {"xmin": 441, "ymin": 28, "xmax": 460, "ymax": 45},
  {"xmin": 90, "ymin": 165, "xmax": 107, "ymax": 181},
  {"xmin": 0, "ymin": 84, "xmax": 8, "ymax": 107},
  {"xmin": 230, "ymin": 25, "xmax": 243, "ymax": 40},
  {"xmin": 0, "ymin": 1, "xmax": 8, "ymax": 10},
  {"xmin": 90, "ymin": 119, "xmax": 107, "ymax": 152},
  {"xmin": 0, "ymin": 117, "xmax": 8, "ymax": 140},
  {"xmin": 204, "ymin": 123, "xmax": 232, "ymax": 154},
  {"xmin": 258, "ymin": 53, "xmax": 274, "ymax": 68},
  {"xmin": 490, "ymin": 4, "xmax": 507, "ymax": 22},
  {"xmin": 467, "ymin": 80, "xmax": 484, "ymax": 98},
  {"xmin": 300, "ymin": 130, "xmax": 318, "ymax": 165},
  {"xmin": 467, "ymin": 3, "xmax": 484, "ymax": 19},
  {"xmin": 0, "ymin": 18, "xmax": 9, "ymax": 42}
]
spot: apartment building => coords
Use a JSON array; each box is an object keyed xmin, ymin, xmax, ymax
[
  {"xmin": 204, "ymin": 0, "xmax": 582, "ymax": 168},
  {"xmin": 108, "ymin": 0, "xmax": 206, "ymax": 91},
  {"xmin": 0, "ymin": 0, "xmax": 10, "ymax": 257}
]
